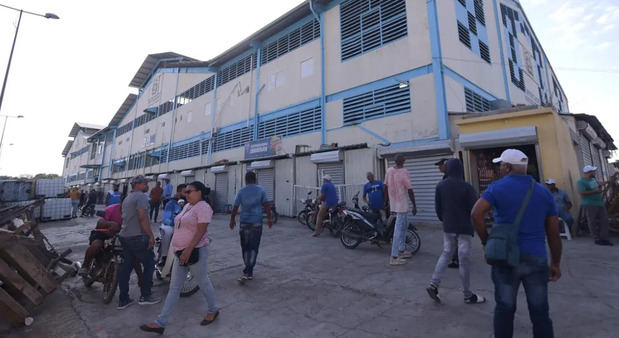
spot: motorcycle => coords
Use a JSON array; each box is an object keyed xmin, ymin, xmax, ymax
[
  {"xmin": 263, "ymin": 202, "xmax": 279, "ymax": 224},
  {"xmin": 80, "ymin": 203, "xmax": 95, "ymax": 217},
  {"xmin": 340, "ymin": 192, "xmax": 421, "ymax": 252},
  {"xmin": 154, "ymin": 199, "xmax": 200, "ymax": 297},
  {"xmin": 296, "ymin": 191, "xmax": 315, "ymax": 230},
  {"xmin": 81, "ymin": 211, "xmax": 122, "ymax": 304},
  {"xmin": 305, "ymin": 200, "xmax": 347, "ymax": 237}
]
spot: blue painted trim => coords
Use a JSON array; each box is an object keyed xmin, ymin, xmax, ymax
[
  {"xmin": 106, "ymin": 128, "xmax": 117, "ymax": 177},
  {"xmin": 207, "ymin": 71, "xmax": 218, "ymax": 165},
  {"xmin": 140, "ymin": 57, "xmax": 183, "ymax": 92},
  {"xmin": 99, "ymin": 134, "xmax": 108, "ymax": 181},
  {"xmin": 170, "ymin": 131, "xmax": 211, "ymax": 148},
  {"xmin": 493, "ymin": 0, "xmax": 511, "ymax": 102},
  {"xmin": 443, "ymin": 66, "xmax": 498, "ymax": 100},
  {"xmin": 261, "ymin": 14, "xmax": 317, "ymax": 46},
  {"xmin": 253, "ymin": 47, "xmax": 262, "ymax": 140},
  {"xmin": 166, "ymin": 69, "xmax": 181, "ymax": 166},
  {"xmin": 219, "ymin": 119, "xmax": 254, "ymax": 134},
  {"xmin": 357, "ymin": 125, "xmax": 391, "ymax": 144},
  {"xmin": 179, "ymin": 67, "xmax": 215, "ymax": 74},
  {"xmin": 319, "ymin": 11, "xmax": 327, "ymax": 145},
  {"xmin": 383, "ymin": 137, "xmax": 441, "ymax": 148},
  {"xmin": 326, "ymin": 64, "xmax": 432, "ymax": 103},
  {"xmin": 217, "ymin": 48, "xmax": 256, "ymax": 70},
  {"xmin": 427, "ymin": 0, "xmax": 449, "ymax": 140},
  {"xmin": 259, "ymin": 98, "xmax": 321, "ymax": 122}
]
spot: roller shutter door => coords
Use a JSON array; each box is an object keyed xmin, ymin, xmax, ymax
[
  {"xmin": 580, "ymin": 135, "xmax": 593, "ymax": 167},
  {"xmin": 388, "ymin": 154, "xmax": 449, "ymax": 222},
  {"xmin": 256, "ymin": 168, "xmax": 275, "ymax": 202},
  {"xmin": 591, "ymin": 145, "xmax": 602, "ymax": 180},
  {"xmin": 317, "ymin": 162, "xmax": 345, "ymax": 202},
  {"xmin": 214, "ymin": 173, "xmax": 229, "ymax": 213}
]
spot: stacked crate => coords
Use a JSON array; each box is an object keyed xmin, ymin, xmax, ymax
[
  {"xmin": 36, "ymin": 179, "xmax": 71, "ymax": 222},
  {"xmin": 0, "ymin": 180, "xmax": 40, "ymax": 218}
]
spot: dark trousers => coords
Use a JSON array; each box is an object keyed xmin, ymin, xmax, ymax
[
  {"xmin": 492, "ymin": 254, "xmax": 554, "ymax": 338},
  {"xmin": 119, "ymin": 235, "xmax": 154, "ymax": 302},
  {"xmin": 584, "ymin": 205, "xmax": 609, "ymax": 241},
  {"xmin": 239, "ymin": 223, "xmax": 263, "ymax": 276},
  {"xmin": 149, "ymin": 201, "xmax": 161, "ymax": 221}
]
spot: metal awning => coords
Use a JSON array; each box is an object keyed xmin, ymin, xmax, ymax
[
  {"xmin": 310, "ymin": 151, "xmax": 342, "ymax": 164},
  {"xmin": 248, "ymin": 160, "xmax": 273, "ymax": 169},
  {"xmin": 377, "ymin": 139, "xmax": 452, "ymax": 157},
  {"xmin": 180, "ymin": 170, "xmax": 194, "ymax": 177},
  {"xmin": 459, "ymin": 126, "xmax": 538, "ymax": 149}
]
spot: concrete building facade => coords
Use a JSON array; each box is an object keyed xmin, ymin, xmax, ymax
[{"xmin": 61, "ymin": 0, "xmax": 585, "ymax": 220}]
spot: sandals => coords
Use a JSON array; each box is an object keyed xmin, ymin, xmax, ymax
[{"xmin": 200, "ymin": 310, "xmax": 220, "ymax": 326}]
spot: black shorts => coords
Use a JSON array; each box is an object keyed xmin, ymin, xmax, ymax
[{"xmin": 89, "ymin": 231, "xmax": 110, "ymax": 245}]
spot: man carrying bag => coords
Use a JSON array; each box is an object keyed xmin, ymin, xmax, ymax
[{"xmin": 471, "ymin": 149, "xmax": 562, "ymax": 338}]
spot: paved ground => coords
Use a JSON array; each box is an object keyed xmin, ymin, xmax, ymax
[{"xmin": 2, "ymin": 211, "xmax": 619, "ymax": 338}]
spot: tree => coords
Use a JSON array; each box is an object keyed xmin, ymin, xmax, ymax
[{"xmin": 33, "ymin": 173, "xmax": 61, "ymax": 179}]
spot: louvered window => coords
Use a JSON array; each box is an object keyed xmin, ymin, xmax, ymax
[
  {"xmin": 464, "ymin": 87, "xmax": 491, "ymax": 112},
  {"xmin": 479, "ymin": 41, "xmax": 490, "ymax": 63},
  {"xmin": 177, "ymin": 75, "xmax": 215, "ymax": 106},
  {"xmin": 456, "ymin": 0, "xmax": 490, "ymax": 63},
  {"xmin": 117, "ymin": 122, "xmax": 133, "ymax": 136},
  {"xmin": 167, "ymin": 139, "xmax": 202, "ymax": 162},
  {"xmin": 257, "ymin": 106, "xmax": 321, "ymax": 139},
  {"xmin": 260, "ymin": 20, "xmax": 320, "ymax": 65},
  {"xmin": 217, "ymin": 53, "xmax": 257, "ymax": 87},
  {"xmin": 474, "ymin": 0, "xmax": 485, "ymax": 26},
  {"xmin": 457, "ymin": 22, "xmax": 471, "ymax": 48},
  {"xmin": 343, "ymin": 84, "xmax": 411, "ymax": 124},
  {"xmin": 501, "ymin": 4, "xmax": 525, "ymax": 91},
  {"xmin": 340, "ymin": 0, "xmax": 408, "ymax": 61},
  {"xmin": 213, "ymin": 126, "xmax": 253, "ymax": 152}
]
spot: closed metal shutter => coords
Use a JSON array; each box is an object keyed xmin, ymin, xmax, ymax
[
  {"xmin": 214, "ymin": 173, "xmax": 229, "ymax": 213},
  {"xmin": 317, "ymin": 163, "xmax": 345, "ymax": 185},
  {"xmin": 580, "ymin": 135, "xmax": 593, "ymax": 167},
  {"xmin": 388, "ymin": 154, "xmax": 449, "ymax": 222},
  {"xmin": 256, "ymin": 168, "xmax": 275, "ymax": 201},
  {"xmin": 591, "ymin": 145, "xmax": 602, "ymax": 180}
]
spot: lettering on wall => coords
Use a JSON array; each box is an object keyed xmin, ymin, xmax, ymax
[{"xmin": 148, "ymin": 73, "xmax": 164, "ymax": 106}]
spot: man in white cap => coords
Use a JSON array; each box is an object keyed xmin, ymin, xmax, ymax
[
  {"xmin": 471, "ymin": 149, "xmax": 562, "ymax": 338},
  {"xmin": 544, "ymin": 179, "xmax": 574, "ymax": 231},
  {"xmin": 313, "ymin": 174, "xmax": 339, "ymax": 236},
  {"xmin": 578, "ymin": 166, "xmax": 613, "ymax": 246}
]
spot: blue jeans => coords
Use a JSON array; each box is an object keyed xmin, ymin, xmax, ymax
[
  {"xmin": 492, "ymin": 254, "xmax": 554, "ymax": 338},
  {"xmin": 71, "ymin": 201, "xmax": 79, "ymax": 217},
  {"xmin": 390, "ymin": 212, "xmax": 408, "ymax": 257},
  {"xmin": 240, "ymin": 223, "xmax": 263, "ymax": 276},
  {"xmin": 156, "ymin": 245, "xmax": 218, "ymax": 327},
  {"xmin": 118, "ymin": 235, "xmax": 155, "ymax": 303}
]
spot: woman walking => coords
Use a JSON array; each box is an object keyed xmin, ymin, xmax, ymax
[{"xmin": 140, "ymin": 181, "xmax": 219, "ymax": 334}]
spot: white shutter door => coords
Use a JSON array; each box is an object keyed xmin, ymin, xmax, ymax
[
  {"xmin": 591, "ymin": 145, "xmax": 602, "ymax": 180},
  {"xmin": 256, "ymin": 168, "xmax": 275, "ymax": 201},
  {"xmin": 214, "ymin": 173, "xmax": 229, "ymax": 213},
  {"xmin": 388, "ymin": 154, "xmax": 449, "ymax": 222},
  {"xmin": 581, "ymin": 135, "xmax": 593, "ymax": 167},
  {"xmin": 317, "ymin": 163, "xmax": 345, "ymax": 185}
]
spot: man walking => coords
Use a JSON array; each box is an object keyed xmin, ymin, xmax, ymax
[
  {"xmin": 578, "ymin": 166, "xmax": 613, "ymax": 246},
  {"xmin": 436, "ymin": 157, "xmax": 459, "ymax": 269},
  {"xmin": 149, "ymin": 181, "xmax": 163, "ymax": 222},
  {"xmin": 312, "ymin": 174, "xmax": 339, "ymax": 237},
  {"xmin": 471, "ymin": 149, "xmax": 562, "ymax": 338},
  {"xmin": 70, "ymin": 187, "xmax": 80, "ymax": 218},
  {"xmin": 384, "ymin": 155, "xmax": 417, "ymax": 265},
  {"xmin": 162, "ymin": 179, "xmax": 173, "ymax": 209},
  {"xmin": 544, "ymin": 179, "xmax": 574, "ymax": 231},
  {"xmin": 229, "ymin": 171, "xmax": 273, "ymax": 284},
  {"xmin": 105, "ymin": 184, "xmax": 122, "ymax": 206},
  {"xmin": 363, "ymin": 172, "xmax": 386, "ymax": 235},
  {"xmin": 426, "ymin": 159, "xmax": 485, "ymax": 304},
  {"xmin": 118, "ymin": 175, "xmax": 160, "ymax": 309}
]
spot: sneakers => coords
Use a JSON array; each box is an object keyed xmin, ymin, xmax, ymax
[
  {"xmin": 237, "ymin": 275, "xmax": 249, "ymax": 285},
  {"xmin": 138, "ymin": 295, "xmax": 161, "ymax": 305},
  {"xmin": 426, "ymin": 285, "xmax": 440, "ymax": 303},
  {"xmin": 117, "ymin": 298, "xmax": 134, "ymax": 310},
  {"xmin": 595, "ymin": 240, "xmax": 614, "ymax": 246},
  {"xmin": 398, "ymin": 251, "xmax": 413, "ymax": 259},
  {"xmin": 389, "ymin": 257, "xmax": 407, "ymax": 265},
  {"xmin": 464, "ymin": 293, "xmax": 486, "ymax": 304}
]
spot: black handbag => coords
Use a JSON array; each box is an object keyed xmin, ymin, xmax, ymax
[{"xmin": 175, "ymin": 247, "xmax": 199, "ymax": 266}]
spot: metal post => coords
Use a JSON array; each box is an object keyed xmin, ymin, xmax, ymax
[
  {"xmin": 0, "ymin": 10, "xmax": 22, "ymax": 114},
  {"xmin": 0, "ymin": 115, "xmax": 8, "ymax": 163}
]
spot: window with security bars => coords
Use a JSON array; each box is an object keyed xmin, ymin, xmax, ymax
[
  {"xmin": 168, "ymin": 140, "xmax": 201, "ymax": 162},
  {"xmin": 464, "ymin": 87, "xmax": 491, "ymax": 112},
  {"xmin": 111, "ymin": 160, "xmax": 127, "ymax": 173},
  {"xmin": 145, "ymin": 151, "xmax": 161, "ymax": 167},
  {"xmin": 455, "ymin": 0, "xmax": 490, "ymax": 63},
  {"xmin": 340, "ymin": 0, "xmax": 408, "ymax": 61},
  {"xmin": 177, "ymin": 75, "xmax": 215, "ymax": 106},
  {"xmin": 261, "ymin": 20, "xmax": 320, "ymax": 65},
  {"xmin": 217, "ymin": 53, "xmax": 257, "ymax": 87},
  {"xmin": 342, "ymin": 84, "xmax": 411, "ymax": 124},
  {"xmin": 117, "ymin": 122, "xmax": 133, "ymax": 136},
  {"xmin": 213, "ymin": 126, "xmax": 253, "ymax": 152},
  {"xmin": 71, "ymin": 145, "xmax": 90, "ymax": 159},
  {"xmin": 257, "ymin": 106, "xmax": 321, "ymax": 139}
]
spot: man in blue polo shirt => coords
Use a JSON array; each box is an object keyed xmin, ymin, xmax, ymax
[
  {"xmin": 363, "ymin": 172, "xmax": 386, "ymax": 235},
  {"xmin": 471, "ymin": 149, "xmax": 562, "ymax": 338},
  {"xmin": 313, "ymin": 174, "xmax": 338, "ymax": 237}
]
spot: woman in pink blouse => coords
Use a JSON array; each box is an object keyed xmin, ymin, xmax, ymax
[{"xmin": 141, "ymin": 181, "xmax": 219, "ymax": 334}]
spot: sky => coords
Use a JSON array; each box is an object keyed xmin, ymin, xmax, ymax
[{"xmin": 0, "ymin": 0, "xmax": 617, "ymax": 177}]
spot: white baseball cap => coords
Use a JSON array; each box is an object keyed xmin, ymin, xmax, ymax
[
  {"xmin": 322, "ymin": 174, "xmax": 332, "ymax": 180},
  {"xmin": 583, "ymin": 165, "xmax": 597, "ymax": 173},
  {"xmin": 545, "ymin": 178, "xmax": 556, "ymax": 184},
  {"xmin": 492, "ymin": 149, "xmax": 528, "ymax": 165}
]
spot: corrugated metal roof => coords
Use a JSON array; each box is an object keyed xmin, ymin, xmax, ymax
[
  {"xmin": 573, "ymin": 114, "xmax": 616, "ymax": 150},
  {"xmin": 109, "ymin": 94, "xmax": 137, "ymax": 127},
  {"xmin": 129, "ymin": 52, "xmax": 198, "ymax": 88},
  {"xmin": 62, "ymin": 140, "xmax": 74, "ymax": 156},
  {"xmin": 68, "ymin": 122, "xmax": 104, "ymax": 138}
]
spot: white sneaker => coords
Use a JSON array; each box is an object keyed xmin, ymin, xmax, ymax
[
  {"xmin": 390, "ymin": 257, "xmax": 407, "ymax": 265},
  {"xmin": 398, "ymin": 251, "xmax": 413, "ymax": 259}
]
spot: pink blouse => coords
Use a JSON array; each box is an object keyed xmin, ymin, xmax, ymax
[{"xmin": 171, "ymin": 200, "xmax": 212, "ymax": 251}]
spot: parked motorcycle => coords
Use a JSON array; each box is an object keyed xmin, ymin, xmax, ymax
[
  {"xmin": 263, "ymin": 202, "xmax": 279, "ymax": 224},
  {"xmin": 296, "ymin": 191, "xmax": 315, "ymax": 230},
  {"xmin": 305, "ymin": 201, "xmax": 347, "ymax": 237},
  {"xmin": 340, "ymin": 192, "xmax": 421, "ymax": 252},
  {"xmin": 80, "ymin": 203, "xmax": 95, "ymax": 217},
  {"xmin": 81, "ymin": 212, "xmax": 122, "ymax": 304}
]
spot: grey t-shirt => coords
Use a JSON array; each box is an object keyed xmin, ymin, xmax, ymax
[{"xmin": 120, "ymin": 191, "xmax": 149, "ymax": 237}]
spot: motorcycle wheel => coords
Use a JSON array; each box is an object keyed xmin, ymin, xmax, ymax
[
  {"xmin": 305, "ymin": 212, "xmax": 316, "ymax": 231},
  {"xmin": 102, "ymin": 262, "xmax": 118, "ymax": 304},
  {"xmin": 405, "ymin": 227, "xmax": 421, "ymax": 254},
  {"xmin": 82, "ymin": 261, "xmax": 96, "ymax": 288},
  {"xmin": 296, "ymin": 210, "xmax": 307, "ymax": 226},
  {"xmin": 324, "ymin": 220, "xmax": 339, "ymax": 238},
  {"xmin": 180, "ymin": 271, "xmax": 200, "ymax": 297},
  {"xmin": 340, "ymin": 221, "xmax": 362, "ymax": 249}
]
